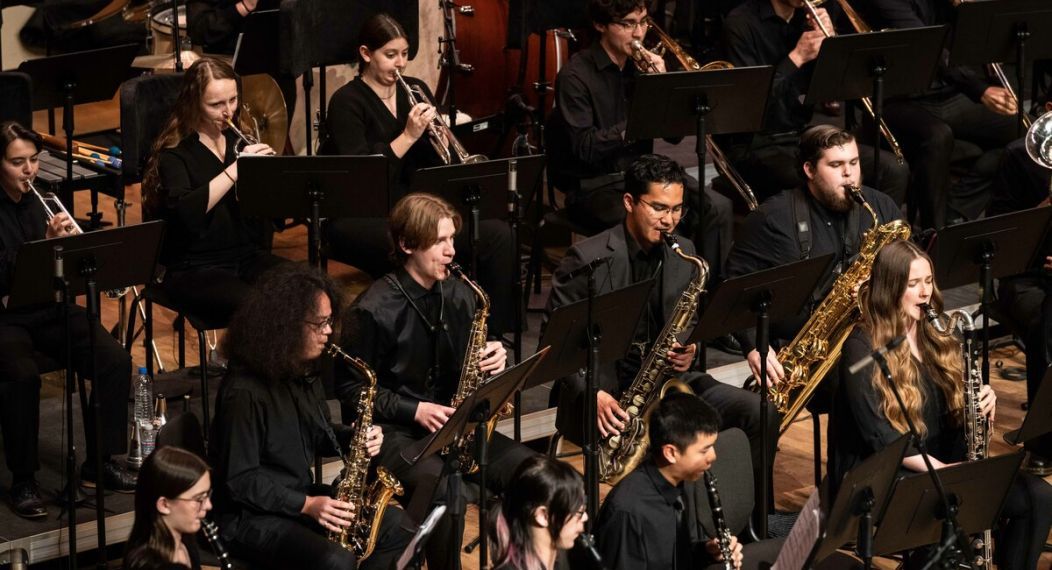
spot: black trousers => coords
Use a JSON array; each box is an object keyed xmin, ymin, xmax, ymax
[
  {"xmin": 325, "ymin": 218, "xmax": 517, "ymax": 337},
  {"xmin": 161, "ymin": 251, "xmax": 287, "ymax": 325},
  {"xmin": 375, "ymin": 426, "xmax": 537, "ymax": 570},
  {"xmin": 997, "ymin": 274, "xmax": 1052, "ymax": 459},
  {"xmin": 229, "ymin": 505, "xmax": 411, "ymax": 570},
  {"xmin": 0, "ymin": 304, "xmax": 131, "ymax": 479},
  {"xmin": 882, "ymin": 93, "xmax": 1017, "ymax": 228}
]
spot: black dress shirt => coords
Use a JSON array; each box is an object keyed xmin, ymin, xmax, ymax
[
  {"xmin": 621, "ymin": 227, "xmax": 666, "ymax": 382},
  {"xmin": 595, "ymin": 461, "xmax": 709, "ymax": 570},
  {"xmin": 335, "ymin": 268, "xmax": 475, "ymax": 431},
  {"xmin": 210, "ymin": 362, "xmax": 352, "ymax": 538},
  {"xmin": 155, "ymin": 131, "xmax": 262, "ymax": 269},
  {"xmin": 548, "ymin": 42, "xmax": 652, "ymax": 191},
  {"xmin": 831, "ymin": 327, "xmax": 966, "ymax": 483},
  {"xmin": 723, "ymin": 185, "xmax": 902, "ymax": 354},
  {"xmin": 187, "ymin": 0, "xmax": 280, "ymax": 54},
  {"xmin": 323, "ymin": 75, "xmax": 443, "ymax": 199},
  {"xmin": 0, "ymin": 189, "xmax": 46, "ymax": 300}
]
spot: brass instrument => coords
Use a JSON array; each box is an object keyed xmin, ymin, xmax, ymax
[
  {"xmin": 757, "ymin": 186, "xmax": 911, "ymax": 433},
  {"xmin": 325, "ymin": 343, "xmax": 404, "ymax": 560},
  {"xmin": 1025, "ymin": 110, "xmax": 1052, "ymax": 205},
  {"xmin": 802, "ymin": 0, "xmax": 906, "ymax": 164},
  {"xmin": 445, "ymin": 262, "xmax": 508, "ymax": 473},
  {"xmin": 394, "ymin": 70, "xmax": 486, "ymax": 165},
  {"xmin": 921, "ymin": 305, "xmax": 991, "ymax": 567},
  {"xmin": 599, "ymin": 233, "xmax": 709, "ymax": 485},
  {"xmin": 29, "ymin": 179, "xmax": 83, "ymax": 235},
  {"xmin": 703, "ymin": 471, "xmax": 735, "ymax": 570},
  {"xmin": 225, "ymin": 118, "xmax": 259, "ymax": 155},
  {"xmin": 630, "ymin": 33, "xmax": 760, "ymax": 210}
]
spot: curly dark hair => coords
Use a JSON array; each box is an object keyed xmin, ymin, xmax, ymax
[
  {"xmin": 588, "ymin": 0, "xmax": 647, "ymax": 25},
  {"xmin": 222, "ymin": 262, "xmax": 342, "ymax": 382}
]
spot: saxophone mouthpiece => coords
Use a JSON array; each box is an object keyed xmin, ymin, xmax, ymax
[
  {"xmin": 846, "ymin": 184, "xmax": 864, "ymax": 204},
  {"xmin": 447, "ymin": 262, "xmax": 465, "ymax": 279},
  {"xmin": 661, "ymin": 232, "xmax": 680, "ymax": 250}
]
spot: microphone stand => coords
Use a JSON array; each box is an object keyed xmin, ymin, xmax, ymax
[{"xmin": 871, "ymin": 351, "xmax": 971, "ymax": 570}]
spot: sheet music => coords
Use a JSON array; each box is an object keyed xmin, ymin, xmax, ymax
[{"xmin": 772, "ymin": 487, "xmax": 822, "ymax": 570}]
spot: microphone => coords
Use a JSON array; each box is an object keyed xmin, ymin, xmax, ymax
[
  {"xmin": 563, "ymin": 256, "xmax": 612, "ymax": 281},
  {"xmin": 847, "ymin": 335, "xmax": 906, "ymax": 375},
  {"xmin": 576, "ymin": 533, "xmax": 609, "ymax": 570}
]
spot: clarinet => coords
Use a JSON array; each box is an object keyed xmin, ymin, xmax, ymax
[
  {"xmin": 201, "ymin": 518, "xmax": 234, "ymax": 570},
  {"xmin": 704, "ymin": 471, "xmax": 734, "ymax": 570}
]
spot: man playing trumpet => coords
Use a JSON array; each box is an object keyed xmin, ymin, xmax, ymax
[{"xmin": 0, "ymin": 121, "xmax": 136, "ymax": 519}]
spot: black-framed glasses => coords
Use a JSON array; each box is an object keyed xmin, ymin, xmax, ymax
[
  {"xmin": 172, "ymin": 488, "xmax": 212, "ymax": 508},
  {"xmin": 637, "ymin": 197, "xmax": 686, "ymax": 217},
  {"xmin": 614, "ymin": 19, "xmax": 650, "ymax": 31},
  {"xmin": 305, "ymin": 315, "xmax": 335, "ymax": 330}
]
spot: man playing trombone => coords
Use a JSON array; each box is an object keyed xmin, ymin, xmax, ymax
[{"xmin": 0, "ymin": 121, "xmax": 136, "ymax": 519}]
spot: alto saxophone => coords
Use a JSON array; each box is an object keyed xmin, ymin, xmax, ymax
[
  {"xmin": 703, "ymin": 472, "xmax": 735, "ymax": 570},
  {"xmin": 921, "ymin": 305, "xmax": 992, "ymax": 567},
  {"xmin": 758, "ymin": 186, "xmax": 911, "ymax": 433},
  {"xmin": 445, "ymin": 262, "xmax": 509, "ymax": 473},
  {"xmin": 599, "ymin": 233, "xmax": 709, "ymax": 485},
  {"xmin": 326, "ymin": 343, "xmax": 404, "ymax": 560}
]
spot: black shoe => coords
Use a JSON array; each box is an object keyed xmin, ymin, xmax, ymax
[
  {"xmin": 10, "ymin": 480, "xmax": 48, "ymax": 519},
  {"xmin": 1023, "ymin": 454, "xmax": 1052, "ymax": 477},
  {"xmin": 81, "ymin": 459, "xmax": 137, "ymax": 493},
  {"xmin": 710, "ymin": 333, "xmax": 743, "ymax": 356}
]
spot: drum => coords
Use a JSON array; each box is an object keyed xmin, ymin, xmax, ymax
[{"xmin": 150, "ymin": 3, "xmax": 188, "ymax": 56}]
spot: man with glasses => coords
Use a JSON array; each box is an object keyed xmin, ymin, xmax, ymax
[
  {"xmin": 209, "ymin": 263, "xmax": 410, "ymax": 570},
  {"xmin": 546, "ymin": 0, "xmax": 736, "ymax": 305},
  {"xmin": 546, "ymin": 154, "xmax": 775, "ymax": 511}
]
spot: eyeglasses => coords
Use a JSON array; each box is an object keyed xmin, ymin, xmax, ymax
[
  {"xmin": 305, "ymin": 315, "xmax": 335, "ymax": 331},
  {"xmin": 637, "ymin": 197, "xmax": 686, "ymax": 217},
  {"xmin": 571, "ymin": 505, "xmax": 587, "ymax": 519},
  {"xmin": 172, "ymin": 489, "xmax": 212, "ymax": 508},
  {"xmin": 614, "ymin": 19, "xmax": 650, "ymax": 32}
]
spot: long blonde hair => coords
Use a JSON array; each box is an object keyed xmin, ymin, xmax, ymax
[
  {"xmin": 141, "ymin": 57, "xmax": 239, "ymax": 219},
  {"xmin": 860, "ymin": 239, "xmax": 964, "ymax": 436}
]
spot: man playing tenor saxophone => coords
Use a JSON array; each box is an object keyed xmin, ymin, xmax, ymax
[{"xmin": 210, "ymin": 263, "xmax": 410, "ymax": 570}]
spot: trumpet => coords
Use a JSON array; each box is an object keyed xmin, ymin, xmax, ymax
[
  {"xmin": 224, "ymin": 118, "xmax": 259, "ymax": 155},
  {"xmin": 802, "ymin": 0, "xmax": 906, "ymax": 164},
  {"xmin": 394, "ymin": 69, "xmax": 486, "ymax": 165},
  {"xmin": 29, "ymin": 179, "xmax": 83, "ymax": 235}
]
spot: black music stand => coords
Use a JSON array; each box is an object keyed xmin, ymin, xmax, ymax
[
  {"xmin": 625, "ymin": 66, "xmax": 774, "ymax": 259},
  {"xmin": 9, "ymin": 221, "xmax": 165, "ymax": 570},
  {"xmin": 685, "ymin": 253, "xmax": 834, "ymax": 539},
  {"xmin": 233, "ymin": 9, "xmax": 281, "ymax": 76},
  {"xmin": 813, "ymin": 436, "xmax": 910, "ymax": 569},
  {"xmin": 872, "ymin": 453, "xmax": 1023, "ymax": 559},
  {"xmin": 397, "ymin": 504, "xmax": 447, "ymax": 570},
  {"xmin": 1005, "ymin": 366, "xmax": 1052, "ymax": 446},
  {"xmin": 236, "ymin": 155, "xmax": 388, "ymax": 267},
  {"xmin": 804, "ymin": 27, "xmax": 947, "ymax": 191},
  {"xmin": 949, "ymin": 0, "xmax": 1052, "ymax": 136},
  {"xmin": 17, "ymin": 44, "xmax": 139, "ymax": 225},
  {"xmin": 930, "ymin": 207, "xmax": 1052, "ymax": 388},
  {"xmin": 402, "ymin": 348, "xmax": 549, "ymax": 570},
  {"xmin": 531, "ymin": 278, "xmax": 655, "ymax": 528},
  {"xmin": 411, "ymin": 155, "xmax": 546, "ymax": 423}
]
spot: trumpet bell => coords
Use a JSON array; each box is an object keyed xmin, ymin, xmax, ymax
[{"xmin": 1025, "ymin": 111, "xmax": 1052, "ymax": 169}]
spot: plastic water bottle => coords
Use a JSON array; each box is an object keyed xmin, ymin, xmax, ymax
[{"xmin": 133, "ymin": 367, "xmax": 153, "ymax": 425}]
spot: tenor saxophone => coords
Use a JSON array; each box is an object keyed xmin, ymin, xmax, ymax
[
  {"xmin": 326, "ymin": 343, "xmax": 404, "ymax": 560},
  {"xmin": 758, "ymin": 186, "xmax": 911, "ymax": 433},
  {"xmin": 599, "ymin": 233, "xmax": 709, "ymax": 485},
  {"xmin": 921, "ymin": 305, "xmax": 992, "ymax": 567},
  {"xmin": 444, "ymin": 262, "xmax": 509, "ymax": 473}
]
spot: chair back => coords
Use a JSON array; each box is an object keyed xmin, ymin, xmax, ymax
[
  {"xmin": 692, "ymin": 427, "xmax": 754, "ymax": 537},
  {"xmin": 119, "ymin": 73, "xmax": 184, "ymax": 185},
  {"xmin": 0, "ymin": 72, "xmax": 33, "ymax": 129},
  {"xmin": 156, "ymin": 410, "xmax": 207, "ymax": 460}
]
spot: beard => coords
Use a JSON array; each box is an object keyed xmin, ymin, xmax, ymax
[{"xmin": 811, "ymin": 181, "xmax": 854, "ymax": 213}]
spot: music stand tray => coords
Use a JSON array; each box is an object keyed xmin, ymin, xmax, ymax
[
  {"xmin": 410, "ymin": 156, "xmax": 545, "ymax": 216},
  {"xmin": 18, "ymin": 44, "xmax": 140, "ymax": 111},
  {"xmin": 234, "ymin": 9, "xmax": 282, "ymax": 76},
  {"xmin": 1005, "ymin": 366, "xmax": 1052, "ymax": 445},
  {"xmin": 236, "ymin": 155, "xmax": 390, "ymax": 218},
  {"xmin": 804, "ymin": 27, "xmax": 948, "ymax": 105},
  {"xmin": 685, "ymin": 254, "xmax": 834, "ymax": 345},
  {"xmin": 529, "ymin": 279, "xmax": 656, "ymax": 390},
  {"xmin": 931, "ymin": 206, "xmax": 1052, "ymax": 289},
  {"xmin": 8, "ymin": 221, "xmax": 165, "ymax": 308},
  {"xmin": 949, "ymin": 0, "xmax": 1052, "ymax": 66},
  {"xmin": 872, "ymin": 453, "xmax": 1024, "ymax": 556},
  {"xmin": 625, "ymin": 66, "xmax": 775, "ymax": 141}
]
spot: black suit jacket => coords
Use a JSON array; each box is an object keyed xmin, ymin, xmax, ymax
[{"xmin": 545, "ymin": 224, "xmax": 714, "ymax": 444}]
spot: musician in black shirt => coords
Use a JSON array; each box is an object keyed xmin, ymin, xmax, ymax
[
  {"xmin": 210, "ymin": 263, "xmax": 410, "ymax": 570},
  {"xmin": 188, "ymin": 0, "xmax": 279, "ymax": 54},
  {"xmin": 719, "ymin": 0, "xmax": 909, "ymax": 205},
  {"xmin": 143, "ymin": 57, "xmax": 285, "ymax": 325},
  {"xmin": 322, "ymin": 13, "xmax": 516, "ymax": 338},
  {"xmin": 0, "ymin": 122, "xmax": 135, "ymax": 517},
  {"xmin": 335, "ymin": 193, "xmax": 536, "ymax": 570}
]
